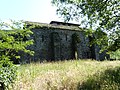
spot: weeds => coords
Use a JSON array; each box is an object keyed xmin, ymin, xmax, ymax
[{"xmin": 13, "ymin": 60, "xmax": 120, "ymax": 90}]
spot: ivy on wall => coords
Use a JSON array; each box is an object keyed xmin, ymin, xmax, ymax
[{"xmin": 72, "ymin": 33, "xmax": 80, "ymax": 59}]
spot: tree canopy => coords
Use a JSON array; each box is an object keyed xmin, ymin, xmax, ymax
[
  {"xmin": 52, "ymin": 0, "xmax": 120, "ymax": 52},
  {"xmin": 0, "ymin": 20, "xmax": 34, "ymax": 89}
]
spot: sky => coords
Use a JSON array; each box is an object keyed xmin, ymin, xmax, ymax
[{"xmin": 0, "ymin": 0, "xmax": 63, "ymax": 23}]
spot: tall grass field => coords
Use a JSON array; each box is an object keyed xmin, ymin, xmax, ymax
[{"xmin": 12, "ymin": 60, "xmax": 120, "ymax": 90}]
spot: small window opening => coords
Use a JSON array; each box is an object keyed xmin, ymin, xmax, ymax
[
  {"xmin": 42, "ymin": 35, "xmax": 44, "ymax": 42},
  {"xmin": 66, "ymin": 34, "xmax": 67, "ymax": 41}
]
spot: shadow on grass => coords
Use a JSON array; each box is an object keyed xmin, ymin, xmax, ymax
[{"xmin": 77, "ymin": 66, "xmax": 120, "ymax": 90}]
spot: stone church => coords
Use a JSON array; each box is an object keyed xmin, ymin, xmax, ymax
[{"xmin": 22, "ymin": 21, "xmax": 108, "ymax": 62}]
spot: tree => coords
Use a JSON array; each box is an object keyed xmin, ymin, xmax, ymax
[
  {"xmin": 52, "ymin": 0, "xmax": 120, "ymax": 52},
  {"xmin": 0, "ymin": 20, "xmax": 34, "ymax": 89}
]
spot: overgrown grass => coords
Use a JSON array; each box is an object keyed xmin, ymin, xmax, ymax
[{"xmin": 12, "ymin": 60, "xmax": 120, "ymax": 90}]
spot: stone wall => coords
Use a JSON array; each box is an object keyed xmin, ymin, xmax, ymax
[
  {"xmin": 20, "ymin": 21, "xmax": 109, "ymax": 63},
  {"xmin": 24, "ymin": 28, "xmax": 88, "ymax": 62}
]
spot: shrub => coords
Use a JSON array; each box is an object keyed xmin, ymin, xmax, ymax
[
  {"xmin": 78, "ymin": 66, "xmax": 120, "ymax": 90},
  {"xmin": 0, "ymin": 58, "xmax": 17, "ymax": 90},
  {"xmin": 0, "ymin": 20, "xmax": 34, "ymax": 90}
]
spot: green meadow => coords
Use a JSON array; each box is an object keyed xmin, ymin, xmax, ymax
[{"xmin": 12, "ymin": 60, "xmax": 120, "ymax": 90}]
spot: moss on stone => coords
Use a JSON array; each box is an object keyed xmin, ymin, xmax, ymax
[{"xmin": 25, "ymin": 21, "xmax": 83, "ymax": 31}]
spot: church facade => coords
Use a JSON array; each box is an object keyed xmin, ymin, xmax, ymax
[{"xmin": 22, "ymin": 21, "xmax": 109, "ymax": 62}]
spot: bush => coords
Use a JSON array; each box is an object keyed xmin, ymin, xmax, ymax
[
  {"xmin": 0, "ymin": 59, "xmax": 17, "ymax": 90},
  {"xmin": 78, "ymin": 66, "xmax": 120, "ymax": 90},
  {"xmin": 0, "ymin": 20, "xmax": 34, "ymax": 90}
]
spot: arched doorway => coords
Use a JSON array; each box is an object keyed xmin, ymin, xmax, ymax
[
  {"xmin": 71, "ymin": 33, "xmax": 80, "ymax": 59},
  {"xmin": 51, "ymin": 32, "xmax": 61, "ymax": 60}
]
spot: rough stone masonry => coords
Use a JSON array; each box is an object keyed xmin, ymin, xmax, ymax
[{"xmin": 21, "ymin": 21, "xmax": 109, "ymax": 63}]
